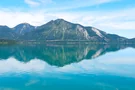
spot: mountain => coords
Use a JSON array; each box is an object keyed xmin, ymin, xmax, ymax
[
  {"xmin": 13, "ymin": 23, "xmax": 35, "ymax": 35},
  {"xmin": 128, "ymin": 38, "xmax": 135, "ymax": 44},
  {"xmin": 0, "ymin": 25, "xmax": 16, "ymax": 40},
  {"xmin": 21, "ymin": 19, "xmax": 108, "ymax": 41},
  {"xmin": 0, "ymin": 19, "xmax": 134, "ymax": 43},
  {"xmin": 19, "ymin": 19, "xmax": 128, "ymax": 43}
]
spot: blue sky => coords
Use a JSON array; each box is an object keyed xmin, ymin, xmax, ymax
[{"xmin": 0, "ymin": 0, "xmax": 135, "ymax": 38}]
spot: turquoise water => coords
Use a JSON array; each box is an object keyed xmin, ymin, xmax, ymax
[{"xmin": 0, "ymin": 44, "xmax": 135, "ymax": 90}]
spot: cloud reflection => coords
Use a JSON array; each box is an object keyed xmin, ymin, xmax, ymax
[{"xmin": 0, "ymin": 50, "xmax": 135, "ymax": 78}]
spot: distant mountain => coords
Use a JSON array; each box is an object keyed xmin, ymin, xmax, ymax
[
  {"xmin": 0, "ymin": 26, "xmax": 16, "ymax": 40},
  {"xmin": 13, "ymin": 23, "xmax": 35, "ymax": 35},
  {"xmin": 128, "ymin": 38, "xmax": 135, "ymax": 44},
  {"xmin": 19, "ymin": 19, "xmax": 128, "ymax": 43},
  {"xmin": 0, "ymin": 19, "xmax": 134, "ymax": 43}
]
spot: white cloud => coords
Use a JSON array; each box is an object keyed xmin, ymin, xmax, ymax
[
  {"xmin": 47, "ymin": 8, "xmax": 135, "ymax": 30},
  {"xmin": 98, "ymin": 21, "xmax": 135, "ymax": 30},
  {"xmin": 24, "ymin": 0, "xmax": 40, "ymax": 7},
  {"xmin": 0, "ymin": 8, "xmax": 135, "ymax": 29},
  {"xmin": 24, "ymin": 0, "xmax": 117, "ymax": 10},
  {"xmin": 24, "ymin": 0, "xmax": 53, "ymax": 7},
  {"xmin": 0, "ymin": 10, "xmax": 57, "ymax": 27}
]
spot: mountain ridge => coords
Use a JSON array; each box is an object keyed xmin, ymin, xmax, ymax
[{"xmin": 0, "ymin": 19, "xmax": 134, "ymax": 44}]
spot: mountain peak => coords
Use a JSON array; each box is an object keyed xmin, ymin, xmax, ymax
[
  {"xmin": 43, "ymin": 18, "xmax": 72, "ymax": 28},
  {"xmin": 55, "ymin": 18, "xmax": 65, "ymax": 21},
  {"xmin": 13, "ymin": 23, "xmax": 35, "ymax": 35},
  {"xmin": 53, "ymin": 19, "xmax": 71, "ymax": 24},
  {"xmin": 16, "ymin": 23, "xmax": 33, "ymax": 27}
]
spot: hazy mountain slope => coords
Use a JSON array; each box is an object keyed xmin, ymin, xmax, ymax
[
  {"xmin": 0, "ymin": 26, "xmax": 16, "ymax": 40},
  {"xmin": 13, "ymin": 23, "xmax": 35, "ymax": 35}
]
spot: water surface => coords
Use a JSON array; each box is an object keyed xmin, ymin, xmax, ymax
[{"xmin": 0, "ymin": 44, "xmax": 135, "ymax": 90}]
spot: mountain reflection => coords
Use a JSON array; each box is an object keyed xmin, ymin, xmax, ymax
[{"xmin": 0, "ymin": 44, "xmax": 134, "ymax": 67}]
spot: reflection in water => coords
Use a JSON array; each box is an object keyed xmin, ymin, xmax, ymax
[
  {"xmin": 0, "ymin": 44, "xmax": 135, "ymax": 90},
  {"xmin": 0, "ymin": 47, "xmax": 135, "ymax": 77},
  {"xmin": 0, "ymin": 44, "xmax": 134, "ymax": 67}
]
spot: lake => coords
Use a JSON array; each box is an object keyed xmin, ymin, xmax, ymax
[{"xmin": 0, "ymin": 44, "xmax": 135, "ymax": 90}]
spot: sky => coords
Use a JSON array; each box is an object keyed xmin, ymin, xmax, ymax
[{"xmin": 0, "ymin": 0, "xmax": 135, "ymax": 38}]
